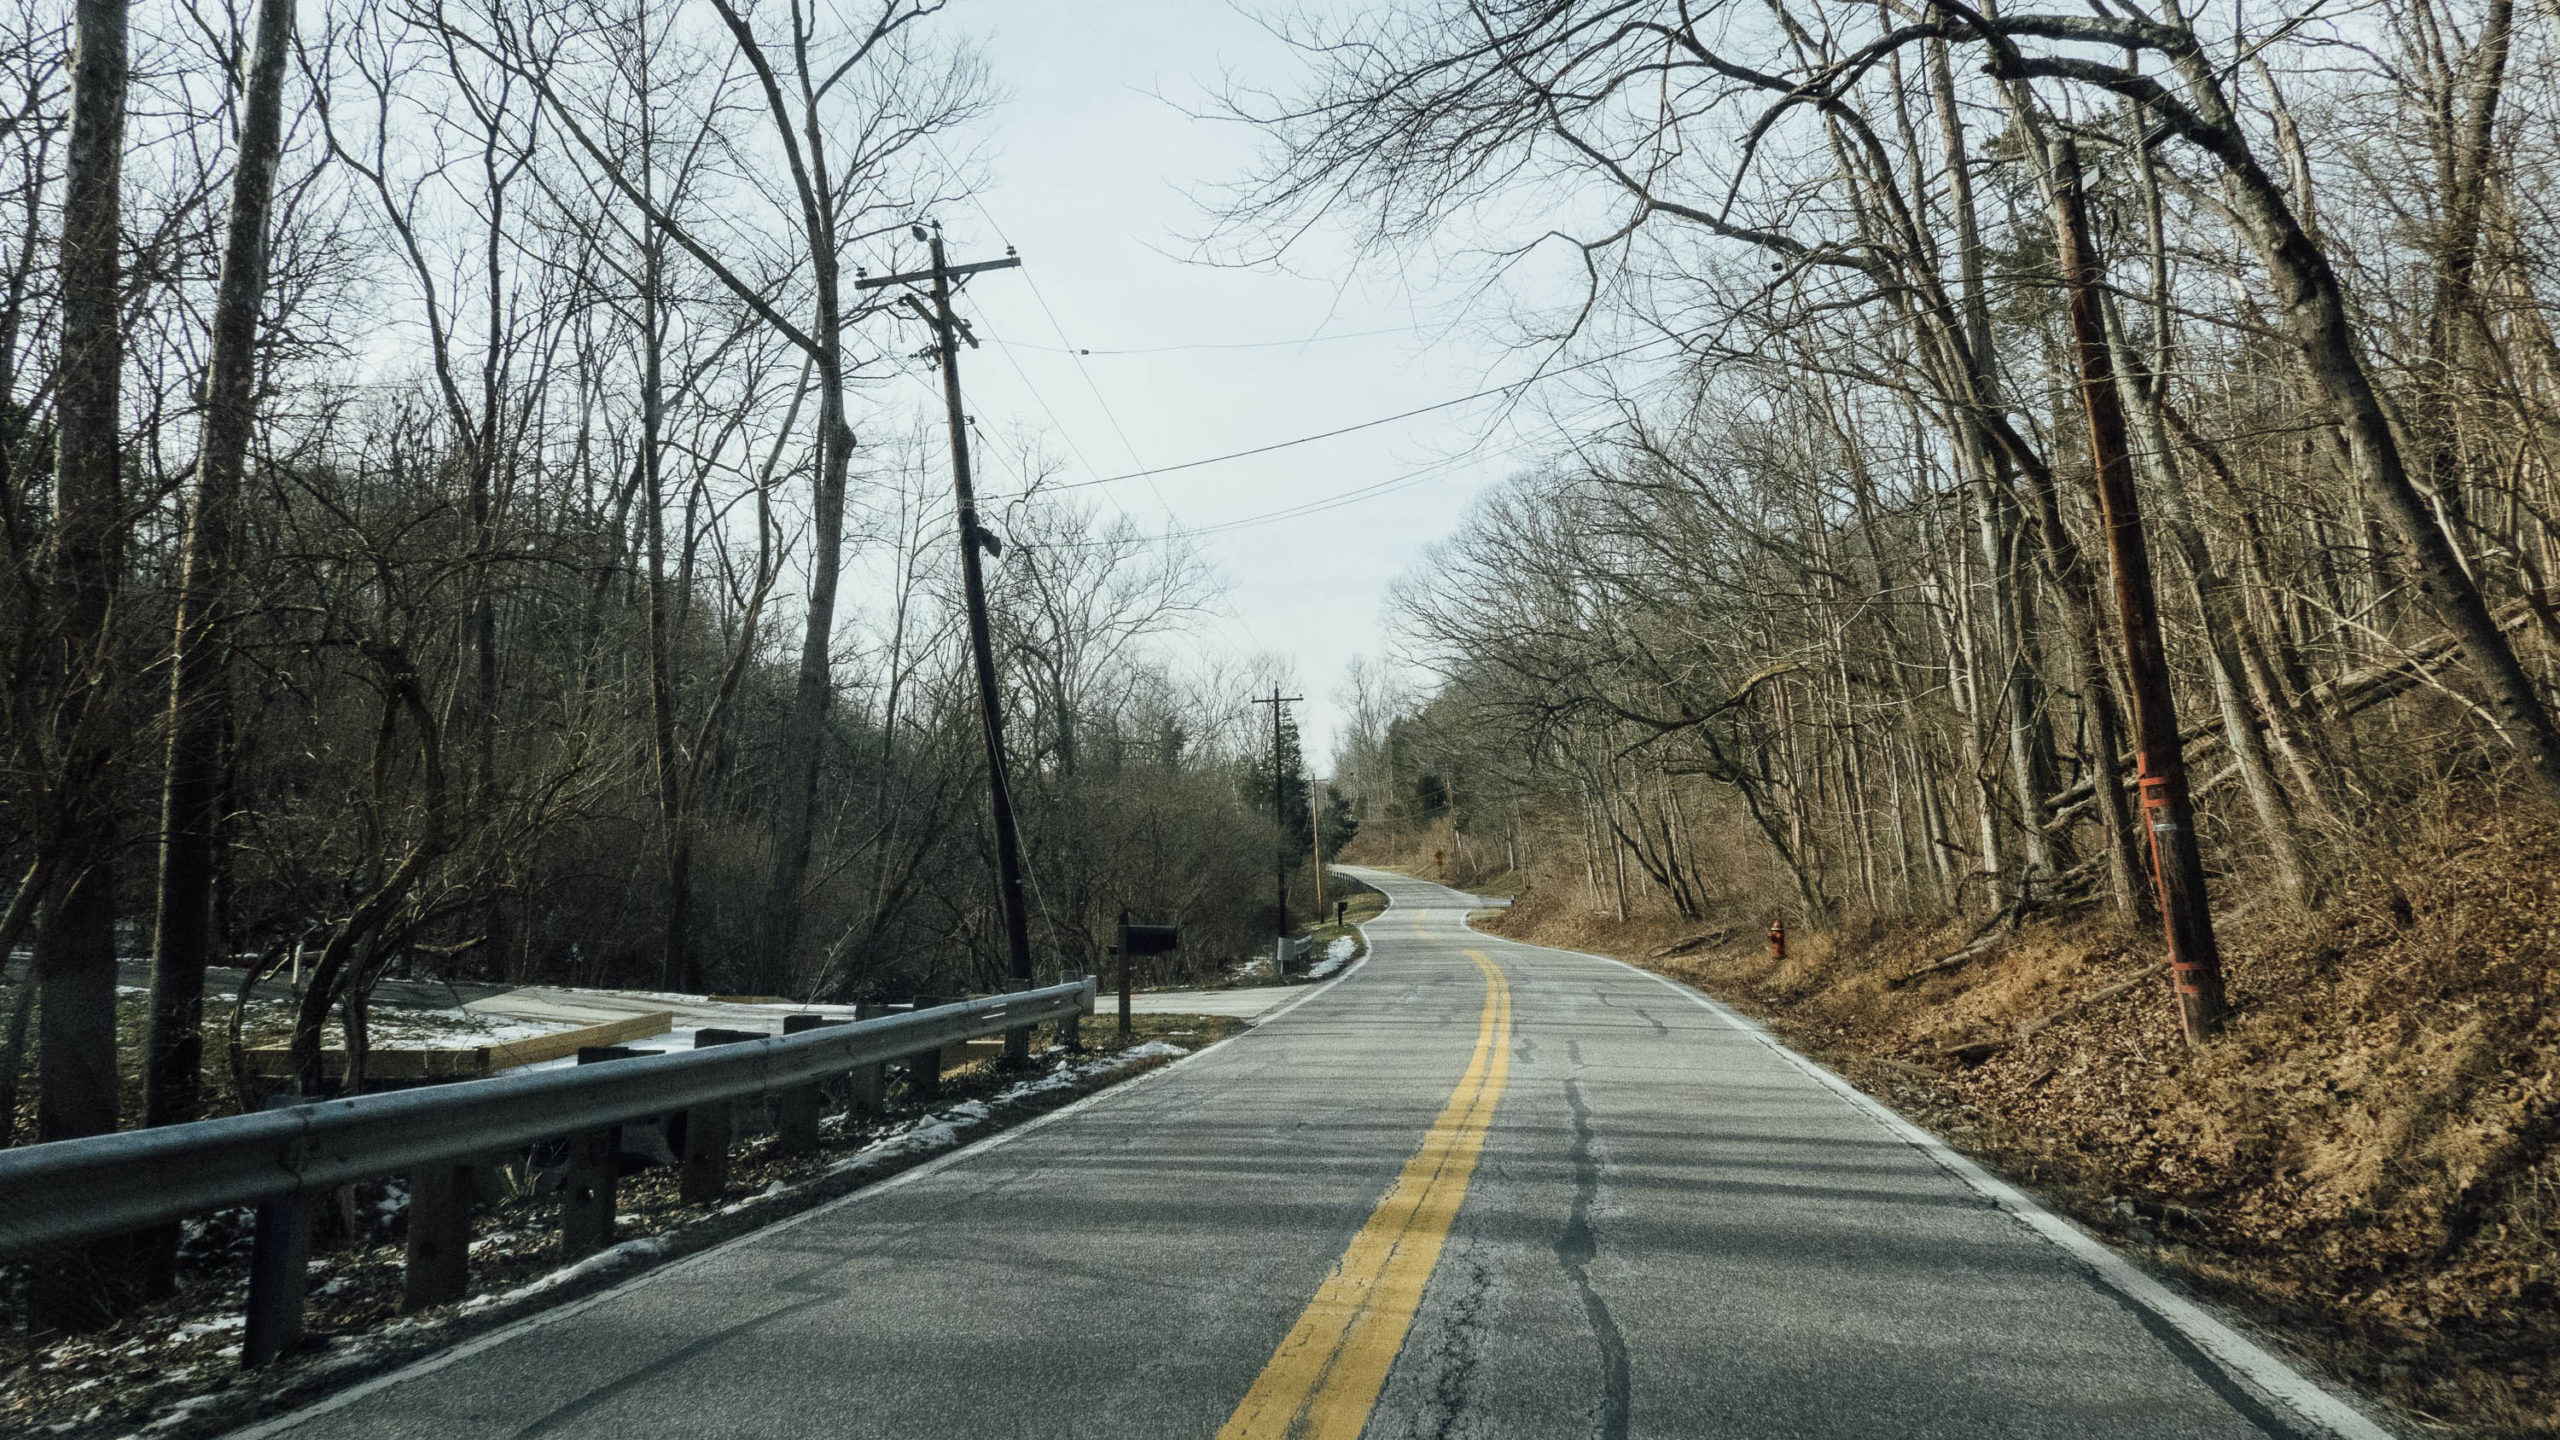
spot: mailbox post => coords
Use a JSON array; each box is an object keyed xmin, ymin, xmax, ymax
[{"xmin": 1114, "ymin": 910, "xmax": 1181, "ymax": 1045}]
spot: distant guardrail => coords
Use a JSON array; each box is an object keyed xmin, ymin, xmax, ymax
[{"xmin": 0, "ymin": 978, "xmax": 1094, "ymax": 1362}]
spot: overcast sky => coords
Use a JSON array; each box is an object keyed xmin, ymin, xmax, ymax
[{"xmin": 896, "ymin": 0, "xmax": 1594, "ymax": 766}]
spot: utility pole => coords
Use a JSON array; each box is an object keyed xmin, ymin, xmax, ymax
[
  {"xmin": 1309, "ymin": 777, "xmax": 1326, "ymax": 921},
  {"xmin": 1251, "ymin": 688, "xmax": 1302, "ymax": 967},
  {"xmin": 2048, "ymin": 139, "xmax": 2229, "ymax": 1044},
  {"xmin": 857, "ymin": 227, "xmax": 1037, "ymax": 1060}
]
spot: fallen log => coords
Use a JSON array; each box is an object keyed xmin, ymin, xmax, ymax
[
  {"xmin": 2014, "ymin": 964, "xmax": 2166, "ymax": 1045},
  {"xmin": 1650, "ymin": 927, "xmax": 1733, "ymax": 959},
  {"xmin": 1891, "ymin": 900, "xmax": 2024, "ymax": 987},
  {"xmin": 2037, "ymin": 608, "xmax": 2524, "ymax": 833}
]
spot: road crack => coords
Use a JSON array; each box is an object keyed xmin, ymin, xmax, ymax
[
  {"xmin": 1557, "ymin": 1042, "xmax": 1632, "ymax": 1440},
  {"xmin": 1416, "ymin": 1248, "xmax": 1492, "ymax": 1440}
]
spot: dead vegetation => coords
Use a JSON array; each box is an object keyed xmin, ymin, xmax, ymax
[{"xmin": 1483, "ymin": 808, "xmax": 2560, "ymax": 1438}]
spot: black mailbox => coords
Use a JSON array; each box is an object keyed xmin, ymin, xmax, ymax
[{"xmin": 1121, "ymin": 923, "xmax": 1180, "ymax": 956}]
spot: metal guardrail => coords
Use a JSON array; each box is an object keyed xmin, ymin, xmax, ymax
[{"xmin": 0, "ymin": 978, "xmax": 1094, "ymax": 1360}]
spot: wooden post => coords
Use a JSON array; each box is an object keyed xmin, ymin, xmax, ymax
[
  {"xmin": 905, "ymin": 1000, "xmax": 942, "ymax": 1107},
  {"xmin": 906, "ymin": 1049, "xmax": 941, "ymax": 1106},
  {"xmin": 400, "ymin": 1162, "xmax": 474, "ymax": 1310},
  {"xmin": 847, "ymin": 1005, "xmax": 888, "ymax": 1117},
  {"xmin": 2049, "ymin": 138, "xmax": 2229, "ymax": 1043},
  {"xmin": 776, "ymin": 1014, "xmax": 843, "ymax": 1154},
  {"xmin": 561, "ymin": 1128, "xmax": 616, "ymax": 1261},
  {"xmin": 680, "ymin": 1028, "xmax": 757, "ymax": 1202},
  {"xmin": 850, "ymin": 1061, "xmax": 885, "ymax": 1116},
  {"xmin": 1117, "ymin": 910, "xmax": 1134, "ymax": 1047},
  {"xmin": 242, "ymin": 1190, "xmax": 309, "ymax": 1366},
  {"xmin": 560, "ymin": 1044, "xmax": 641, "ymax": 1261}
]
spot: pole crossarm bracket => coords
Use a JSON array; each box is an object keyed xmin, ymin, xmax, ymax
[{"xmin": 854, "ymin": 255, "xmax": 1021, "ymax": 290}]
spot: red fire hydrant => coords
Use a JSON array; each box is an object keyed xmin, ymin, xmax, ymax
[{"xmin": 1768, "ymin": 919, "xmax": 1786, "ymax": 963}]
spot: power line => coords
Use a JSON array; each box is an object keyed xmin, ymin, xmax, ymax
[
  {"xmin": 1024, "ymin": 440, "xmax": 1516, "ymax": 550},
  {"xmin": 1016, "ymin": 392, "xmax": 1628, "ymax": 550},
  {"xmin": 1030, "ymin": 335, "xmax": 1681, "ymax": 494},
  {"xmin": 916, "ymin": 138, "xmax": 1167, "ymax": 499},
  {"xmin": 995, "ymin": 322, "xmax": 1443, "ymax": 356},
  {"xmin": 913, "ymin": 147, "xmax": 1302, "ymax": 667}
]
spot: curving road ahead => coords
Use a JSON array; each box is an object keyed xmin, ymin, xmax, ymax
[{"xmin": 242, "ymin": 868, "xmax": 2390, "ymax": 1440}]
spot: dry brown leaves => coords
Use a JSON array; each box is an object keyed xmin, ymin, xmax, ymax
[{"xmin": 1486, "ymin": 815, "xmax": 2560, "ymax": 1438}]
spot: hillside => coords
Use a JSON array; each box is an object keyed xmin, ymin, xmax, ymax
[{"xmin": 1460, "ymin": 806, "xmax": 2560, "ymax": 1437}]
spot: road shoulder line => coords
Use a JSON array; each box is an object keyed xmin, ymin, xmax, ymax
[{"xmin": 1465, "ymin": 921, "xmax": 2399, "ymax": 1440}]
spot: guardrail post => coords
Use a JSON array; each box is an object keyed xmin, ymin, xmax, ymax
[
  {"xmin": 906, "ymin": 1044, "xmax": 940, "ymax": 1106},
  {"xmin": 242, "ymin": 1093, "xmax": 321, "ymax": 1367},
  {"xmin": 681, "ymin": 1029, "xmax": 757, "ymax": 1202},
  {"xmin": 562, "ymin": 1129, "xmax": 615, "ymax": 1261},
  {"xmin": 562, "ymin": 1045, "xmax": 642, "ymax": 1261},
  {"xmin": 898, "ymin": 998, "xmax": 943, "ymax": 1105},
  {"xmin": 777, "ymin": 1015, "xmax": 845, "ymax": 1154},
  {"xmin": 243, "ymin": 1189, "xmax": 310, "ymax": 1366},
  {"xmin": 848, "ymin": 1004, "xmax": 889, "ymax": 1118},
  {"xmin": 400, "ymin": 1162, "xmax": 474, "ymax": 1310}
]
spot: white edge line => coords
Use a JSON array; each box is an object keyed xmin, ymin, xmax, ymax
[
  {"xmin": 1469, "ymin": 917, "xmax": 2397, "ymax": 1440},
  {"xmin": 228, "ymin": 949, "xmax": 1384, "ymax": 1439}
]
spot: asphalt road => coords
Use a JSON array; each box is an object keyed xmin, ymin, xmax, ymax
[{"xmin": 246, "ymin": 868, "xmax": 2387, "ymax": 1439}]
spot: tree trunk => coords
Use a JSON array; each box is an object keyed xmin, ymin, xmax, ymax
[
  {"xmin": 141, "ymin": 0, "xmax": 293, "ymax": 1296},
  {"xmin": 2104, "ymin": 304, "xmax": 2317, "ymax": 912},
  {"xmin": 31, "ymin": 0, "xmax": 132, "ymax": 1330},
  {"xmin": 1929, "ymin": 36, "xmax": 2057, "ymax": 887},
  {"xmin": 757, "ymin": 371, "xmax": 852, "ymax": 988}
]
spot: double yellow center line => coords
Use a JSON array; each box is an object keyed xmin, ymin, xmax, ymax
[{"xmin": 1217, "ymin": 951, "xmax": 1514, "ymax": 1440}]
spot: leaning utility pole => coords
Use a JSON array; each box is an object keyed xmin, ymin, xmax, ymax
[
  {"xmin": 2048, "ymin": 139, "xmax": 2229, "ymax": 1043},
  {"xmin": 1251, "ymin": 688, "xmax": 1302, "ymax": 962},
  {"xmin": 1309, "ymin": 777, "xmax": 1326, "ymax": 920},
  {"xmin": 857, "ymin": 228, "xmax": 1036, "ymax": 1058}
]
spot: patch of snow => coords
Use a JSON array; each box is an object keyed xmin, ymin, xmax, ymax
[
  {"xmin": 1304, "ymin": 935, "xmax": 1358, "ymax": 980},
  {"xmin": 168, "ymin": 1315, "xmax": 245, "ymax": 1343},
  {"xmin": 360, "ymin": 1012, "xmax": 576, "ymax": 1048},
  {"xmin": 477, "ymin": 1236, "xmax": 668, "ymax": 1308},
  {"xmin": 130, "ymin": 1390, "xmax": 221, "ymax": 1436},
  {"xmin": 851, "ymin": 1118, "xmax": 965, "ymax": 1164}
]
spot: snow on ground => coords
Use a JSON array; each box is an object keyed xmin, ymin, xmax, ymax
[
  {"xmin": 1304, "ymin": 934, "xmax": 1359, "ymax": 981},
  {"xmin": 366, "ymin": 1013, "xmax": 574, "ymax": 1048},
  {"xmin": 459, "ymin": 1236, "xmax": 671, "ymax": 1313},
  {"xmin": 213, "ymin": 991, "xmax": 582, "ymax": 1052},
  {"xmin": 816, "ymin": 1043, "xmax": 1190, "ymax": 1186}
]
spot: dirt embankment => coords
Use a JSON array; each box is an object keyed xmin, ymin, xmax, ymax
[{"xmin": 1478, "ymin": 810, "xmax": 2560, "ymax": 1439}]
